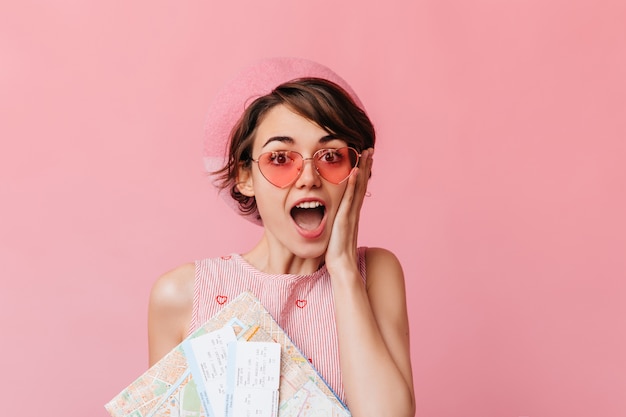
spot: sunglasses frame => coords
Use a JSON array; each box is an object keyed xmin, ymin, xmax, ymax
[{"xmin": 250, "ymin": 147, "xmax": 361, "ymax": 188}]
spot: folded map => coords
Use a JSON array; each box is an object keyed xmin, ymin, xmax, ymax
[{"xmin": 104, "ymin": 291, "xmax": 351, "ymax": 417}]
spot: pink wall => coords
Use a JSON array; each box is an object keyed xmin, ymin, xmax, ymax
[{"xmin": 1, "ymin": 1, "xmax": 624, "ymax": 416}]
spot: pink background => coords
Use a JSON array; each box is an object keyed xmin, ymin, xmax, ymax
[{"xmin": 1, "ymin": 1, "xmax": 624, "ymax": 416}]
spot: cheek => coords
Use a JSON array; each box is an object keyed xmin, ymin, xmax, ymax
[{"xmin": 252, "ymin": 183, "xmax": 287, "ymax": 217}]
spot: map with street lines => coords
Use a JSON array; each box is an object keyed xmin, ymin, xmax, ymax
[{"xmin": 105, "ymin": 291, "xmax": 350, "ymax": 417}]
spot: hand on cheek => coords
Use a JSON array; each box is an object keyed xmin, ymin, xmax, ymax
[{"xmin": 325, "ymin": 148, "xmax": 374, "ymax": 273}]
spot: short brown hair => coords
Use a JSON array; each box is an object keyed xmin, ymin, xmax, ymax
[{"xmin": 212, "ymin": 77, "xmax": 375, "ymax": 219}]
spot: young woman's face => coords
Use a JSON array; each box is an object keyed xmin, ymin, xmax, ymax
[{"xmin": 237, "ymin": 104, "xmax": 351, "ymax": 259}]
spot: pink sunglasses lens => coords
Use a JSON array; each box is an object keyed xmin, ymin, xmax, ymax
[
  {"xmin": 258, "ymin": 151, "xmax": 303, "ymax": 188},
  {"xmin": 314, "ymin": 148, "xmax": 359, "ymax": 184}
]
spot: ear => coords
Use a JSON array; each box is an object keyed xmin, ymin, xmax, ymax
[{"xmin": 236, "ymin": 164, "xmax": 255, "ymax": 197}]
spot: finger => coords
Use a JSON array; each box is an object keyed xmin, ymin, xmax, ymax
[
  {"xmin": 334, "ymin": 168, "xmax": 360, "ymax": 245},
  {"xmin": 364, "ymin": 148, "xmax": 374, "ymax": 176},
  {"xmin": 358, "ymin": 149, "xmax": 373, "ymax": 182},
  {"xmin": 341, "ymin": 167, "xmax": 359, "ymax": 212},
  {"xmin": 352, "ymin": 149, "xmax": 373, "ymax": 211}
]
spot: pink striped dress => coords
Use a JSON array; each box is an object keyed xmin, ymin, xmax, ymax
[{"xmin": 189, "ymin": 247, "xmax": 368, "ymax": 402}]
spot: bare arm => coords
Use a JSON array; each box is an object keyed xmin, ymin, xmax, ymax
[
  {"xmin": 147, "ymin": 263, "xmax": 195, "ymax": 366},
  {"xmin": 330, "ymin": 247, "xmax": 415, "ymax": 417}
]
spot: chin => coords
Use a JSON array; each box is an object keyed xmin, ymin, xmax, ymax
[{"xmin": 290, "ymin": 240, "xmax": 328, "ymax": 261}]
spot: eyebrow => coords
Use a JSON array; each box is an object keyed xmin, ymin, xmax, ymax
[{"xmin": 261, "ymin": 134, "xmax": 340, "ymax": 148}]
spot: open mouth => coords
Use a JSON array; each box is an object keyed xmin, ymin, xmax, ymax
[{"xmin": 290, "ymin": 201, "xmax": 326, "ymax": 231}]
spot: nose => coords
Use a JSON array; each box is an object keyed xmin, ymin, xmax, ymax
[{"xmin": 294, "ymin": 157, "xmax": 322, "ymax": 188}]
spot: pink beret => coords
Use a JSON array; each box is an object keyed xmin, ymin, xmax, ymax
[{"xmin": 203, "ymin": 57, "xmax": 365, "ymax": 225}]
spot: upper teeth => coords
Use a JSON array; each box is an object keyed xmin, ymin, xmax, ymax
[{"xmin": 296, "ymin": 201, "xmax": 323, "ymax": 209}]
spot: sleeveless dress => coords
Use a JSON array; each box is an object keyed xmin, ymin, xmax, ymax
[{"xmin": 189, "ymin": 247, "xmax": 368, "ymax": 402}]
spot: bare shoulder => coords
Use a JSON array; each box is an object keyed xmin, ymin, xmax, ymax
[
  {"xmin": 364, "ymin": 247, "xmax": 409, "ymax": 328},
  {"xmin": 364, "ymin": 246, "xmax": 403, "ymax": 269},
  {"xmin": 149, "ymin": 262, "xmax": 195, "ymax": 310},
  {"xmin": 364, "ymin": 247, "xmax": 405, "ymax": 290},
  {"xmin": 148, "ymin": 262, "xmax": 195, "ymax": 366}
]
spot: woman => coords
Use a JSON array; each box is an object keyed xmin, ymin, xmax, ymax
[{"xmin": 148, "ymin": 57, "xmax": 415, "ymax": 417}]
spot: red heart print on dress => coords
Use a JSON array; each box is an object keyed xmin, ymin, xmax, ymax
[
  {"xmin": 216, "ymin": 295, "xmax": 228, "ymax": 305},
  {"xmin": 296, "ymin": 299, "xmax": 307, "ymax": 308}
]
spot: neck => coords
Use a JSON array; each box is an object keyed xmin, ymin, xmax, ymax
[{"xmin": 241, "ymin": 235, "xmax": 325, "ymax": 275}]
